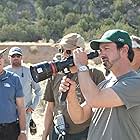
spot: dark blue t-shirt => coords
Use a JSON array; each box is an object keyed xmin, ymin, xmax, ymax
[{"xmin": 0, "ymin": 70, "xmax": 24, "ymax": 123}]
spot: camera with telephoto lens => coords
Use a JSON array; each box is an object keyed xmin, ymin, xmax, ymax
[{"xmin": 30, "ymin": 51, "xmax": 99, "ymax": 83}]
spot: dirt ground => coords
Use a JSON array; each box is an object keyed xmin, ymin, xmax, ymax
[
  {"xmin": 0, "ymin": 42, "xmax": 58, "ymax": 66},
  {"xmin": 28, "ymin": 102, "xmax": 47, "ymax": 140},
  {"xmin": 28, "ymin": 80, "xmax": 48, "ymax": 140}
]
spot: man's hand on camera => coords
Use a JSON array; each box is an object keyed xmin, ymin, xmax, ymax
[
  {"xmin": 73, "ymin": 48, "xmax": 88, "ymax": 67},
  {"xmin": 59, "ymin": 76, "xmax": 76, "ymax": 99}
]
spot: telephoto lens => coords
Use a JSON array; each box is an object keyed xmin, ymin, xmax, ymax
[
  {"xmin": 30, "ymin": 61, "xmax": 53, "ymax": 82},
  {"xmin": 30, "ymin": 51, "xmax": 99, "ymax": 83}
]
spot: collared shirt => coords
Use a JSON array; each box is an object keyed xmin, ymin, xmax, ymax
[
  {"xmin": 0, "ymin": 70, "xmax": 23, "ymax": 123},
  {"xmin": 5, "ymin": 64, "xmax": 42, "ymax": 110}
]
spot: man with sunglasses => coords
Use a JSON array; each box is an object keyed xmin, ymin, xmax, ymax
[
  {"xmin": 42, "ymin": 33, "xmax": 105, "ymax": 140},
  {"xmin": 0, "ymin": 48, "xmax": 27, "ymax": 140},
  {"xmin": 5, "ymin": 47, "xmax": 42, "ymax": 139}
]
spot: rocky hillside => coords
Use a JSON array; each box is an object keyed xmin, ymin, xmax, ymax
[
  {"xmin": 95, "ymin": 0, "xmax": 140, "ymax": 26},
  {"xmin": 0, "ymin": 0, "xmax": 139, "ymax": 42}
]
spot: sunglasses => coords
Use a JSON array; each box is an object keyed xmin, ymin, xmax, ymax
[
  {"xmin": 11, "ymin": 54, "xmax": 22, "ymax": 58},
  {"xmin": 58, "ymin": 48, "xmax": 72, "ymax": 55}
]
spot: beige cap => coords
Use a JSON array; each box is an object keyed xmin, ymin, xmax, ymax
[
  {"xmin": 0, "ymin": 48, "xmax": 7, "ymax": 55},
  {"xmin": 131, "ymin": 35, "xmax": 140, "ymax": 49},
  {"xmin": 59, "ymin": 33, "xmax": 85, "ymax": 50}
]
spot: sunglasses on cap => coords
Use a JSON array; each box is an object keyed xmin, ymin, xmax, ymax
[
  {"xmin": 58, "ymin": 46, "xmax": 80, "ymax": 55},
  {"xmin": 11, "ymin": 54, "xmax": 22, "ymax": 58},
  {"xmin": 58, "ymin": 48, "xmax": 72, "ymax": 55}
]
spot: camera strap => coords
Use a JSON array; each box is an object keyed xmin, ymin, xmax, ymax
[
  {"xmin": 54, "ymin": 72, "xmax": 77, "ymax": 139},
  {"xmin": 57, "ymin": 134, "xmax": 65, "ymax": 140},
  {"xmin": 54, "ymin": 109, "xmax": 66, "ymax": 140}
]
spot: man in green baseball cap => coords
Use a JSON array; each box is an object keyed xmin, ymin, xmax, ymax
[
  {"xmin": 90, "ymin": 29, "xmax": 132, "ymax": 50},
  {"xmin": 59, "ymin": 29, "xmax": 140, "ymax": 140},
  {"xmin": 89, "ymin": 29, "xmax": 134, "ymax": 70}
]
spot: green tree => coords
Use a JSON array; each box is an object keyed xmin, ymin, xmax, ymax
[{"xmin": 64, "ymin": 13, "xmax": 80, "ymax": 27}]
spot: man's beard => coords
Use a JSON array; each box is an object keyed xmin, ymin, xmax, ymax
[
  {"xmin": 103, "ymin": 60, "xmax": 113, "ymax": 70},
  {"xmin": 12, "ymin": 61, "xmax": 21, "ymax": 67},
  {"xmin": 102, "ymin": 54, "xmax": 121, "ymax": 70}
]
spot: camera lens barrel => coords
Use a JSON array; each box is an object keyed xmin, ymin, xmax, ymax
[
  {"xmin": 30, "ymin": 51, "xmax": 99, "ymax": 83},
  {"xmin": 30, "ymin": 61, "xmax": 53, "ymax": 82}
]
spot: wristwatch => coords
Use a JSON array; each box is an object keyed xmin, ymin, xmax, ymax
[
  {"xmin": 78, "ymin": 65, "xmax": 89, "ymax": 72},
  {"xmin": 20, "ymin": 130, "xmax": 27, "ymax": 135}
]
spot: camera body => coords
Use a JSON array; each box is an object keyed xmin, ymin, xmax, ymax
[{"xmin": 30, "ymin": 51, "xmax": 99, "ymax": 83}]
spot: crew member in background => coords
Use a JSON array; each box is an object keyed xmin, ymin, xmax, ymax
[
  {"xmin": 0, "ymin": 48, "xmax": 27, "ymax": 140},
  {"xmin": 131, "ymin": 35, "xmax": 140, "ymax": 73},
  {"xmin": 42, "ymin": 33, "xmax": 105, "ymax": 140},
  {"xmin": 5, "ymin": 47, "xmax": 42, "ymax": 139}
]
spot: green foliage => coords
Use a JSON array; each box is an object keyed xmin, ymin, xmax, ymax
[
  {"xmin": 0, "ymin": 24, "xmax": 26, "ymax": 42},
  {"xmin": 113, "ymin": 0, "xmax": 124, "ymax": 12},
  {"xmin": 64, "ymin": 13, "xmax": 80, "ymax": 27},
  {"xmin": 0, "ymin": 0, "xmax": 139, "ymax": 42}
]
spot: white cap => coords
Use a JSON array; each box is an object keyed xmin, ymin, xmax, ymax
[
  {"xmin": 131, "ymin": 35, "xmax": 140, "ymax": 49},
  {"xmin": 9, "ymin": 47, "xmax": 23, "ymax": 56}
]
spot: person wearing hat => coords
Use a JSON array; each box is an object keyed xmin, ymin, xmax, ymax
[
  {"xmin": 59, "ymin": 29, "xmax": 140, "ymax": 140},
  {"xmin": 42, "ymin": 33, "xmax": 105, "ymax": 140},
  {"xmin": 4, "ymin": 47, "xmax": 42, "ymax": 138},
  {"xmin": 131, "ymin": 35, "xmax": 140, "ymax": 73},
  {"xmin": 0, "ymin": 48, "xmax": 27, "ymax": 140}
]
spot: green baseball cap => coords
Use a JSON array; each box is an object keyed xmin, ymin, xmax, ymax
[{"xmin": 90, "ymin": 29, "xmax": 132, "ymax": 50}]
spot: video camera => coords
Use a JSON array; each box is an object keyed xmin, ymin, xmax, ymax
[{"xmin": 30, "ymin": 51, "xmax": 99, "ymax": 83}]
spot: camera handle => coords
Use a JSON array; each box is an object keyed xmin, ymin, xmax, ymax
[{"xmin": 59, "ymin": 72, "xmax": 73, "ymax": 102}]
